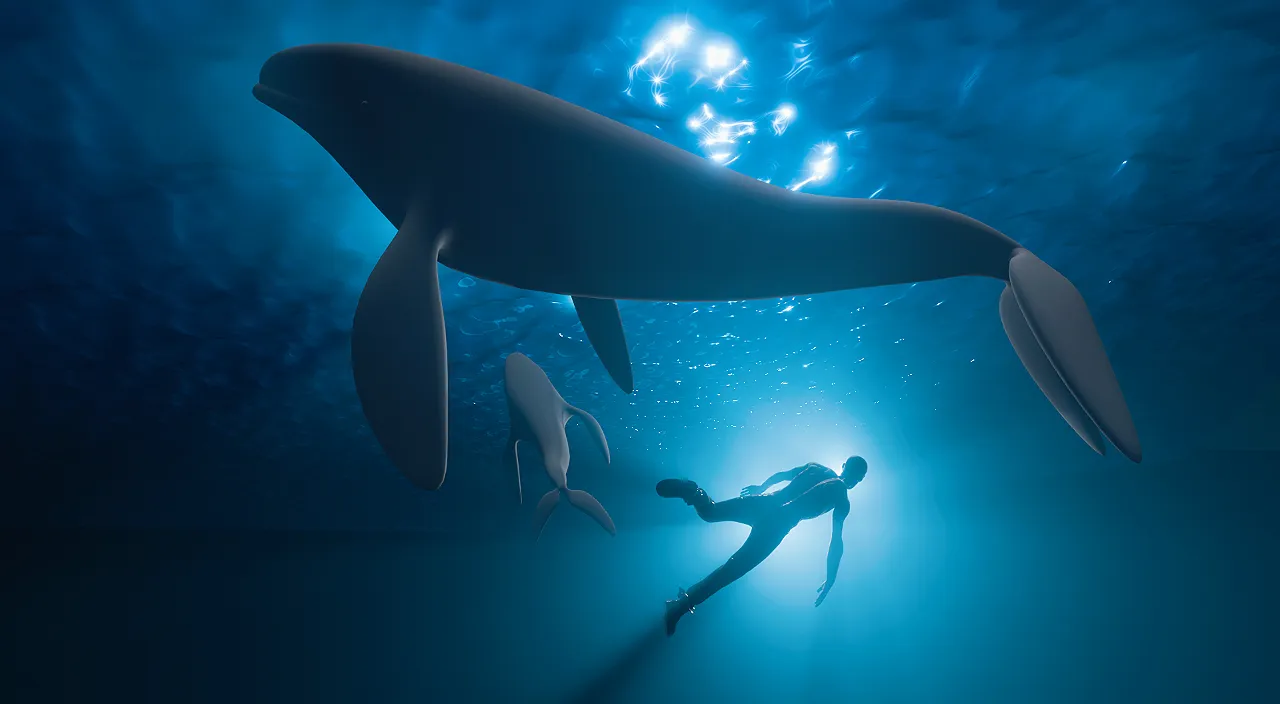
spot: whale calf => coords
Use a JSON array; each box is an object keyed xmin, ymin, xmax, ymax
[
  {"xmin": 252, "ymin": 43, "xmax": 1144, "ymax": 490},
  {"xmin": 503, "ymin": 352, "xmax": 615, "ymax": 538}
]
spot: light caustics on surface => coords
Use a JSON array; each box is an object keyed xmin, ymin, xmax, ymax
[{"xmin": 623, "ymin": 17, "xmax": 845, "ymax": 193}]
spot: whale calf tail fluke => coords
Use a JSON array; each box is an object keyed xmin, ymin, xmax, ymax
[
  {"xmin": 533, "ymin": 487, "xmax": 617, "ymax": 539},
  {"xmin": 351, "ymin": 201, "xmax": 453, "ymax": 490},
  {"xmin": 1000, "ymin": 248, "xmax": 1142, "ymax": 462}
]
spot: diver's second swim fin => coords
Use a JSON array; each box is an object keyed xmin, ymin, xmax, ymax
[
  {"xmin": 571, "ymin": 296, "xmax": 634, "ymax": 394},
  {"xmin": 1005, "ymin": 248, "xmax": 1142, "ymax": 462}
]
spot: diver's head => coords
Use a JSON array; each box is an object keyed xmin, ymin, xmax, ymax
[{"xmin": 840, "ymin": 456, "xmax": 867, "ymax": 488}]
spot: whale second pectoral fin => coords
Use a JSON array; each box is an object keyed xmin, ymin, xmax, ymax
[
  {"xmin": 351, "ymin": 201, "xmax": 452, "ymax": 490},
  {"xmin": 1000, "ymin": 285, "xmax": 1106, "ymax": 455},
  {"xmin": 565, "ymin": 404, "xmax": 610, "ymax": 464},
  {"xmin": 1006, "ymin": 249, "xmax": 1142, "ymax": 462},
  {"xmin": 571, "ymin": 296, "xmax": 634, "ymax": 394}
]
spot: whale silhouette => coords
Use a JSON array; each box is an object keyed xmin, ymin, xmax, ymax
[
  {"xmin": 252, "ymin": 43, "xmax": 1143, "ymax": 491},
  {"xmin": 503, "ymin": 352, "xmax": 615, "ymax": 538}
]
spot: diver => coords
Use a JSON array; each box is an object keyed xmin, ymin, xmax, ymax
[{"xmin": 654, "ymin": 456, "xmax": 868, "ymax": 636}]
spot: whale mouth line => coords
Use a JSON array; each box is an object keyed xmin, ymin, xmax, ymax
[{"xmin": 252, "ymin": 83, "xmax": 311, "ymax": 115}]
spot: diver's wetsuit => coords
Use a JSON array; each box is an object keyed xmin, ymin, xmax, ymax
[{"xmin": 661, "ymin": 463, "xmax": 851, "ymax": 611}]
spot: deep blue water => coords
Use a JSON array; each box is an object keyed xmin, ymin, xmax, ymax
[{"xmin": 3, "ymin": 1, "xmax": 1278, "ymax": 702}]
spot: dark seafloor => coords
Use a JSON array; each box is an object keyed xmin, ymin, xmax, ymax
[{"xmin": 2, "ymin": 0, "xmax": 1278, "ymax": 702}]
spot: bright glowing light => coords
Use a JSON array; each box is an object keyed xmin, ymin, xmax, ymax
[
  {"xmin": 686, "ymin": 103, "xmax": 756, "ymax": 164},
  {"xmin": 625, "ymin": 19, "xmax": 841, "ymax": 181},
  {"xmin": 626, "ymin": 20, "xmax": 695, "ymax": 106},
  {"xmin": 712, "ymin": 58, "xmax": 750, "ymax": 90},
  {"xmin": 788, "ymin": 142, "xmax": 838, "ymax": 192},
  {"xmin": 704, "ymin": 43, "xmax": 734, "ymax": 70},
  {"xmin": 768, "ymin": 103, "xmax": 797, "ymax": 135},
  {"xmin": 697, "ymin": 403, "xmax": 897, "ymax": 603}
]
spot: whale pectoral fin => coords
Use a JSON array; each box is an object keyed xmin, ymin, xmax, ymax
[
  {"xmin": 1000, "ymin": 285, "xmax": 1106, "ymax": 455},
  {"xmin": 571, "ymin": 296, "xmax": 634, "ymax": 394},
  {"xmin": 351, "ymin": 202, "xmax": 452, "ymax": 490},
  {"xmin": 1007, "ymin": 249, "xmax": 1142, "ymax": 463},
  {"xmin": 505, "ymin": 437, "xmax": 523, "ymax": 504},
  {"xmin": 565, "ymin": 405, "xmax": 610, "ymax": 464}
]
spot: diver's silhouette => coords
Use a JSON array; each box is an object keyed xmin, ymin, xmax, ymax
[{"xmin": 655, "ymin": 456, "xmax": 868, "ymax": 636}]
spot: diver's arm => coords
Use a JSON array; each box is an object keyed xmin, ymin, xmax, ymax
[
  {"xmin": 815, "ymin": 503, "xmax": 849, "ymax": 607},
  {"xmin": 741, "ymin": 465, "xmax": 810, "ymax": 497}
]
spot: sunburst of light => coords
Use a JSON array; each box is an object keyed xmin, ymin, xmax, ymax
[
  {"xmin": 768, "ymin": 103, "xmax": 797, "ymax": 136},
  {"xmin": 623, "ymin": 20, "xmax": 855, "ymax": 189},
  {"xmin": 686, "ymin": 103, "xmax": 756, "ymax": 164},
  {"xmin": 789, "ymin": 143, "xmax": 837, "ymax": 192},
  {"xmin": 625, "ymin": 20, "xmax": 694, "ymax": 107}
]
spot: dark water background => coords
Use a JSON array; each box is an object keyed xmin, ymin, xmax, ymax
[{"xmin": 3, "ymin": 0, "xmax": 1278, "ymax": 701}]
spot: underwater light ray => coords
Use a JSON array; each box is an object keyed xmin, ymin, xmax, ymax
[{"xmin": 565, "ymin": 621, "xmax": 669, "ymax": 704}]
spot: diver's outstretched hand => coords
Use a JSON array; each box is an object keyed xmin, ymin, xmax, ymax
[
  {"xmin": 814, "ymin": 581, "xmax": 831, "ymax": 607},
  {"xmin": 740, "ymin": 484, "xmax": 766, "ymax": 498}
]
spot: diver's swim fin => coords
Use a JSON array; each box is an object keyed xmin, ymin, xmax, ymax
[
  {"xmin": 571, "ymin": 296, "xmax": 634, "ymax": 394},
  {"xmin": 351, "ymin": 200, "xmax": 452, "ymax": 490},
  {"xmin": 1005, "ymin": 248, "xmax": 1142, "ymax": 462},
  {"xmin": 1000, "ymin": 285, "xmax": 1106, "ymax": 455}
]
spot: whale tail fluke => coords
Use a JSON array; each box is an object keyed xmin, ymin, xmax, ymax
[
  {"xmin": 351, "ymin": 201, "xmax": 452, "ymax": 490},
  {"xmin": 532, "ymin": 487, "xmax": 618, "ymax": 539},
  {"xmin": 1002, "ymin": 248, "xmax": 1142, "ymax": 462}
]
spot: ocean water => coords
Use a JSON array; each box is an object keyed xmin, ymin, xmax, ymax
[{"xmin": 3, "ymin": 1, "xmax": 1278, "ymax": 702}]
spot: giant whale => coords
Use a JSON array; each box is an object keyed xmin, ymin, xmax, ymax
[{"xmin": 252, "ymin": 43, "xmax": 1143, "ymax": 491}]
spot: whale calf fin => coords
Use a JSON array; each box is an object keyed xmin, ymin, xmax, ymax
[
  {"xmin": 1000, "ymin": 285, "xmax": 1106, "ymax": 455},
  {"xmin": 505, "ymin": 436, "xmax": 523, "ymax": 504},
  {"xmin": 1007, "ymin": 249, "xmax": 1142, "ymax": 462},
  {"xmin": 571, "ymin": 296, "xmax": 634, "ymax": 394},
  {"xmin": 565, "ymin": 404, "xmax": 611, "ymax": 464},
  {"xmin": 351, "ymin": 202, "xmax": 452, "ymax": 490}
]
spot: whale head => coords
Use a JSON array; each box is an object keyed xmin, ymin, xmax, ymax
[{"xmin": 252, "ymin": 44, "xmax": 469, "ymax": 225}]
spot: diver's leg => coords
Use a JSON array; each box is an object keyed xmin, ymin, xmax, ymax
[
  {"xmin": 655, "ymin": 479, "xmax": 765, "ymax": 525},
  {"xmin": 665, "ymin": 524, "xmax": 788, "ymax": 635}
]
